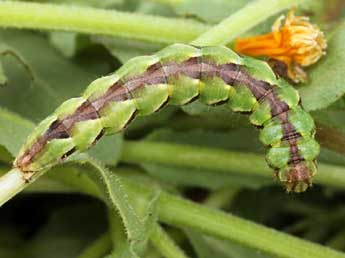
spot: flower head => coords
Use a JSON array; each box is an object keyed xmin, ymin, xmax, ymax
[{"xmin": 234, "ymin": 10, "xmax": 327, "ymax": 83}]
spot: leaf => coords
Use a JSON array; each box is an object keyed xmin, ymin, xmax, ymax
[
  {"xmin": 299, "ymin": 23, "xmax": 345, "ymax": 111},
  {"xmin": 0, "ymin": 108, "xmax": 34, "ymax": 156},
  {"xmin": 0, "ymin": 30, "xmax": 103, "ymax": 120},
  {"xmin": 93, "ymin": 36, "xmax": 163, "ymax": 63},
  {"xmin": 127, "ymin": 106, "xmax": 177, "ymax": 137},
  {"xmin": 0, "ymin": 42, "xmax": 35, "ymax": 86},
  {"xmin": 49, "ymin": 32, "xmax": 90, "ymax": 58},
  {"xmin": 311, "ymin": 109, "xmax": 345, "ymax": 165},
  {"xmin": 87, "ymin": 134, "xmax": 124, "ymax": 166},
  {"xmin": 73, "ymin": 156, "xmax": 159, "ymax": 257},
  {"xmin": 0, "ymin": 61, "xmax": 7, "ymax": 85}
]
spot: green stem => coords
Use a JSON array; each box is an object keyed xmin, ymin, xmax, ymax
[
  {"xmin": 0, "ymin": 0, "xmax": 310, "ymax": 47},
  {"xmin": 121, "ymin": 140, "xmax": 345, "ymax": 189},
  {"xmin": 151, "ymin": 224, "xmax": 190, "ymax": 258},
  {"xmin": 77, "ymin": 232, "xmax": 112, "ymax": 258},
  {"xmin": 32, "ymin": 166, "xmax": 345, "ymax": 258},
  {"xmin": 204, "ymin": 187, "xmax": 240, "ymax": 209},
  {"xmin": 191, "ymin": 0, "xmax": 311, "ymax": 46},
  {"xmin": 0, "ymin": 168, "xmax": 26, "ymax": 206},
  {"xmin": 0, "ymin": 1, "xmax": 207, "ymax": 44},
  {"xmin": 121, "ymin": 177, "xmax": 345, "ymax": 258},
  {"xmin": 148, "ymin": 0, "xmax": 184, "ymax": 6},
  {"xmin": 2, "ymin": 139, "xmax": 345, "ymax": 207}
]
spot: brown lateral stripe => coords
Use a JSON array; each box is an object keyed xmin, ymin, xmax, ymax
[
  {"xmin": 62, "ymin": 99, "xmax": 100, "ymax": 132},
  {"xmin": 16, "ymin": 57, "xmax": 305, "ymax": 172},
  {"xmin": 45, "ymin": 120, "xmax": 70, "ymax": 140}
]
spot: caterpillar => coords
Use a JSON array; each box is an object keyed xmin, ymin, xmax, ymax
[{"xmin": 14, "ymin": 44, "xmax": 319, "ymax": 192}]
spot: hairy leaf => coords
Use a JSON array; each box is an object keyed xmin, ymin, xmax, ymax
[{"xmin": 73, "ymin": 157, "xmax": 159, "ymax": 257}]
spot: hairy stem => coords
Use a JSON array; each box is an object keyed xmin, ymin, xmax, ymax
[
  {"xmin": 0, "ymin": 0, "xmax": 309, "ymax": 47},
  {"xmin": 26, "ymin": 166, "xmax": 345, "ymax": 258},
  {"xmin": 152, "ymin": 188, "xmax": 345, "ymax": 258},
  {"xmin": 151, "ymin": 224, "xmax": 190, "ymax": 258},
  {"xmin": 2, "ymin": 138, "xmax": 345, "ymax": 207},
  {"xmin": 0, "ymin": 1, "xmax": 207, "ymax": 44},
  {"xmin": 191, "ymin": 0, "xmax": 311, "ymax": 46},
  {"xmin": 121, "ymin": 140, "xmax": 345, "ymax": 189}
]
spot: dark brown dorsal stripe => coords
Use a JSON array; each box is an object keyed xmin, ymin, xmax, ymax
[
  {"xmin": 62, "ymin": 99, "xmax": 100, "ymax": 131},
  {"xmin": 16, "ymin": 57, "xmax": 303, "ymax": 172}
]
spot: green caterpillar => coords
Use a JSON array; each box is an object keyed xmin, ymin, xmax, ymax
[{"xmin": 14, "ymin": 44, "xmax": 319, "ymax": 192}]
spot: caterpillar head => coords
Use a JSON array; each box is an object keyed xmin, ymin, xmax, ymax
[{"xmin": 277, "ymin": 161, "xmax": 317, "ymax": 193}]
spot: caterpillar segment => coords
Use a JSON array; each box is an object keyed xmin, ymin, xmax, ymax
[{"xmin": 14, "ymin": 44, "xmax": 319, "ymax": 192}]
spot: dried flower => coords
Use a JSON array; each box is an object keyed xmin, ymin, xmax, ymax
[{"xmin": 234, "ymin": 10, "xmax": 327, "ymax": 83}]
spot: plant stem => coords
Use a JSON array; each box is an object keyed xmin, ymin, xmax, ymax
[
  {"xmin": 77, "ymin": 232, "xmax": 112, "ymax": 258},
  {"xmin": 0, "ymin": 168, "xmax": 26, "ymax": 206},
  {"xmin": 0, "ymin": 1, "xmax": 207, "ymax": 44},
  {"xmin": 2, "ymin": 138, "xmax": 345, "ymax": 207},
  {"xmin": 148, "ymin": 0, "xmax": 184, "ymax": 6},
  {"xmin": 0, "ymin": 0, "xmax": 310, "ymax": 47},
  {"xmin": 156, "ymin": 191, "xmax": 345, "ymax": 258},
  {"xmin": 151, "ymin": 224, "xmax": 190, "ymax": 258},
  {"xmin": 28, "ymin": 165, "xmax": 345, "ymax": 258},
  {"xmin": 204, "ymin": 187, "xmax": 240, "ymax": 209},
  {"xmin": 119, "ymin": 177, "xmax": 345, "ymax": 258},
  {"xmin": 191, "ymin": 0, "xmax": 311, "ymax": 46},
  {"xmin": 121, "ymin": 140, "xmax": 345, "ymax": 189}
]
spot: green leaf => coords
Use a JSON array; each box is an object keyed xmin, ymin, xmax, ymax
[
  {"xmin": 0, "ymin": 61, "xmax": 7, "ymax": 85},
  {"xmin": 93, "ymin": 36, "xmax": 163, "ymax": 63},
  {"xmin": 73, "ymin": 156, "xmax": 159, "ymax": 257},
  {"xmin": 0, "ymin": 42, "xmax": 34, "ymax": 86},
  {"xmin": 300, "ymin": 23, "xmax": 345, "ymax": 111},
  {"xmin": 0, "ymin": 30, "xmax": 102, "ymax": 120},
  {"xmin": 49, "ymin": 32, "xmax": 90, "ymax": 58},
  {"xmin": 87, "ymin": 134, "xmax": 124, "ymax": 166},
  {"xmin": 0, "ymin": 108, "xmax": 34, "ymax": 156}
]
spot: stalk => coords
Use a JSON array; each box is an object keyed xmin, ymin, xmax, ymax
[
  {"xmin": 0, "ymin": 1, "xmax": 207, "ymax": 44},
  {"xmin": 0, "ymin": 168, "xmax": 26, "ymax": 206}
]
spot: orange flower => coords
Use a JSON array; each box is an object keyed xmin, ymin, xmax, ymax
[{"xmin": 234, "ymin": 10, "xmax": 327, "ymax": 83}]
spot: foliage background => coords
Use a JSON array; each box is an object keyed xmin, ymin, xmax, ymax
[{"xmin": 1, "ymin": 0, "xmax": 345, "ymax": 257}]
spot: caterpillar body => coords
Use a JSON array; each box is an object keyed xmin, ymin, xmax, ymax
[{"xmin": 15, "ymin": 44, "xmax": 319, "ymax": 192}]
